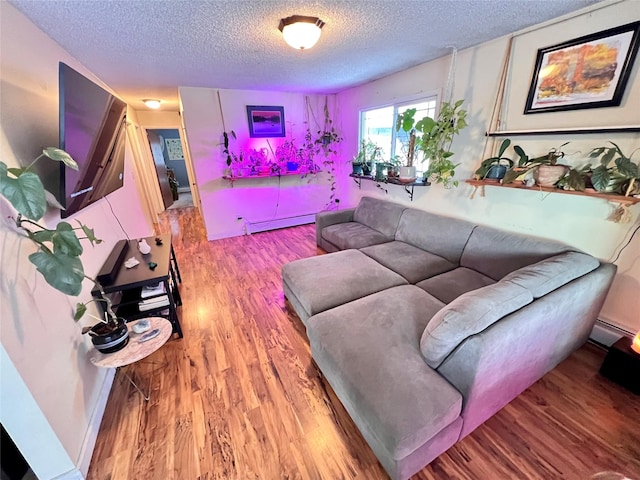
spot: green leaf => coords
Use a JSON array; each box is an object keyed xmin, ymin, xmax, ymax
[
  {"xmin": 454, "ymin": 99, "xmax": 464, "ymax": 108},
  {"xmin": 79, "ymin": 222, "xmax": 103, "ymax": 245},
  {"xmin": 503, "ymin": 168, "xmax": 524, "ymax": 184},
  {"xmin": 589, "ymin": 147, "xmax": 605, "ymax": 158},
  {"xmin": 28, "ymin": 250, "xmax": 84, "ymax": 296},
  {"xmin": 43, "ymin": 148, "xmax": 78, "ymax": 170},
  {"xmin": 614, "ymin": 157, "xmax": 638, "ymax": 178},
  {"xmin": 74, "ymin": 303, "xmax": 87, "ymax": 321},
  {"xmin": 0, "ymin": 161, "xmax": 47, "ymax": 220},
  {"xmin": 513, "ymin": 145, "xmax": 528, "ymax": 167},
  {"xmin": 44, "ymin": 189, "xmax": 65, "ymax": 210},
  {"xmin": 497, "ymin": 139, "xmax": 511, "ymax": 157},
  {"xmin": 591, "ymin": 165, "xmax": 611, "ymax": 191},
  {"xmin": 50, "ymin": 221, "xmax": 83, "ymax": 256},
  {"xmin": 600, "ymin": 148, "xmax": 616, "ymax": 166},
  {"xmin": 416, "ymin": 117, "xmax": 436, "ymax": 133},
  {"xmin": 565, "ymin": 169, "xmax": 585, "ymax": 191}
]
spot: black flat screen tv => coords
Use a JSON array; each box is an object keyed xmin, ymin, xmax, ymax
[{"xmin": 58, "ymin": 62, "xmax": 127, "ymax": 218}]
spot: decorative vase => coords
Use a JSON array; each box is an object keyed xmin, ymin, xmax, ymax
[
  {"xmin": 352, "ymin": 164, "xmax": 363, "ymax": 175},
  {"xmin": 362, "ymin": 162, "xmax": 372, "ymax": 176},
  {"xmin": 485, "ymin": 165, "xmax": 507, "ymax": 182},
  {"xmin": 399, "ymin": 166, "xmax": 417, "ymax": 181},
  {"xmin": 286, "ymin": 161, "xmax": 299, "ymax": 172},
  {"xmin": 138, "ymin": 239, "xmax": 151, "ymax": 255},
  {"xmin": 90, "ymin": 318, "xmax": 129, "ymax": 353},
  {"xmin": 534, "ymin": 165, "xmax": 568, "ymax": 187}
]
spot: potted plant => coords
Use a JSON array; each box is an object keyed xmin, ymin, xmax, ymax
[
  {"xmin": 352, "ymin": 139, "xmax": 382, "ymax": 176},
  {"xmin": 503, "ymin": 143, "xmax": 570, "ymax": 187},
  {"xmin": 474, "ymin": 139, "xmax": 515, "ymax": 182},
  {"xmin": 395, "ymin": 108, "xmax": 421, "ymax": 180},
  {"xmin": 588, "ymin": 142, "xmax": 640, "ymax": 196},
  {"xmin": 1, "ymin": 148, "xmax": 129, "ymax": 353},
  {"xmin": 419, "ymin": 99, "xmax": 468, "ymax": 188}
]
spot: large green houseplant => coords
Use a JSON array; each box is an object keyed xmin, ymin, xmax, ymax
[
  {"xmin": 588, "ymin": 142, "xmax": 640, "ymax": 196},
  {"xmin": 1, "ymin": 148, "xmax": 126, "ymax": 343},
  {"xmin": 420, "ymin": 99, "xmax": 468, "ymax": 188}
]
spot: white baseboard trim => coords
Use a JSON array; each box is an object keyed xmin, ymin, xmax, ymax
[
  {"xmin": 589, "ymin": 319, "xmax": 632, "ymax": 347},
  {"xmin": 246, "ymin": 213, "xmax": 315, "ymax": 234},
  {"xmin": 75, "ymin": 368, "xmax": 116, "ymax": 478},
  {"xmin": 52, "ymin": 468, "xmax": 85, "ymax": 480}
]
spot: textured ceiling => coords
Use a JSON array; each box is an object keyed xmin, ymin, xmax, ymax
[{"xmin": 10, "ymin": 0, "xmax": 601, "ymax": 110}]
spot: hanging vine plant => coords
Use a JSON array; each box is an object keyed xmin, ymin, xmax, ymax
[{"xmin": 306, "ymin": 96, "xmax": 343, "ymax": 210}]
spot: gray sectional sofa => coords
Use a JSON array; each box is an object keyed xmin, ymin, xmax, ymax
[{"xmin": 282, "ymin": 196, "xmax": 616, "ymax": 480}]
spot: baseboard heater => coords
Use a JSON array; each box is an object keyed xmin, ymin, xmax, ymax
[
  {"xmin": 246, "ymin": 213, "xmax": 315, "ymax": 234},
  {"xmin": 590, "ymin": 319, "xmax": 633, "ymax": 347}
]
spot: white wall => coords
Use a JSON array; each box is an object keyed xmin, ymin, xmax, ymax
[
  {"xmin": 179, "ymin": 87, "xmax": 343, "ymax": 240},
  {"xmin": 337, "ymin": 0, "xmax": 640, "ymax": 333},
  {"xmin": 0, "ymin": 3, "xmax": 153, "ymax": 478}
]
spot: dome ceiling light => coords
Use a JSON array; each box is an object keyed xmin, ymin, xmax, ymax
[
  {"xmin": 278, "ymin": 15, "xmax": 325, "ymax": 50},
  {"xmin": 143, "ymin": 99, "xmax": 162, "ymax": 109}
]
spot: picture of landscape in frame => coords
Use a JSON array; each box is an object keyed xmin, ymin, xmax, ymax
[
  {"xmin": 524, "ymin": 21, "xmax": 640, "ymax": 114},
  {"xmin": 246, "ymin": 105, "xmax": 286, "ymax": 138}
]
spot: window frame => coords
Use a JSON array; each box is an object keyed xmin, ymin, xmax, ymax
[{"xmin": 358, "ymin": 92, "xmax": 440, "ymax": 162}]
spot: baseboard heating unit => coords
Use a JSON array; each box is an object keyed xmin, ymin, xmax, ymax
[
  {"xmin": 245, "ymin": 213, "xmax": 315, "ymax": 234},
  {"xmin": 590, "ymin": 319, "xmax": 633, "ymax": 347}
]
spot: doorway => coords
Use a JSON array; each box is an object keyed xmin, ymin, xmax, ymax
[{"xmin": 146, "ymin": 128, "xmax": 194, "ymax": 209}]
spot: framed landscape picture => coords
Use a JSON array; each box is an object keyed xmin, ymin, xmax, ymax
[
  {"xmin": 246, "ymin": 105, "xmax": 285, "ymax": 138},
  {"xmin": 524, "ymin": 21, "xmax": 640, "ymax": 114}
]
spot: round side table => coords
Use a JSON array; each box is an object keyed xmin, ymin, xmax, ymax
[{"xmin": 90, "ymin": 317, "xmax": 172, "ymax": 400}]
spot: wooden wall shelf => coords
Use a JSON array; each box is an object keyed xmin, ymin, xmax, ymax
[{"xmin": 466, "ymin": 179, "xmax": 640, "ymax": 207}]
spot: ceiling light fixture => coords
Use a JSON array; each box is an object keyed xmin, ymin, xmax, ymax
[
  {"xmin": 278, "ymin": 15, "xmax": 325, "ymax": 50},
  {"xmin": 143, "ymin": 99, "xmax": 162, "ymax": 109}
]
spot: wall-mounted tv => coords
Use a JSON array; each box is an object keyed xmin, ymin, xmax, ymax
[{"xmin": 58, "ymin": 62, "xmax": 127, "ymax": 218}]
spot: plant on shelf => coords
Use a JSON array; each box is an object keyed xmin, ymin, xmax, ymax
[
  {"xmin": 395, "ymin": 108, "xmax": 421, "ymax": 178},
  {"xmin": 351, "ymin": 139, "xmax": 383, "ymax": 176},
  {"xmin": 419, "ymin": 99, "xmax": 468, "ymax": 188},
  {"xmin": 588, "ymin": 142, "xmax": 640, "ymax": 196},
  {"xmin": 0, "ymin": 148, "xmax": 129, "ymax": 352},
  {"xmin": 474, "ymin": 139, "xmax": 516, "ymax": 181},
  {"xmin": 502, "ymin": 142, "xmax": 571, "ymax": 188}
]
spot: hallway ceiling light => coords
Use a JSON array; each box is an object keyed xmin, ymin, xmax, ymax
[
  {"xmin": 143, "ymin": 99, "xmax": 162, "ymax": 109},
  {"xmin": 278, "ymin": 15, "xmax": 325, "ymax": 50}
]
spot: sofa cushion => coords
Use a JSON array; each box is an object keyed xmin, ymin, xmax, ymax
[
  {"xmin": 360, "ymin": 241, "xmax": 457, "ymax": 284},
  {"xmin": 307, "ymin": 286, "xmax": 463, "ymax": 461},
  {"xmin": 502, "ymin": 251, "xmax": 600, "ymax": 298},
  {"xmin": 395, "ymin": 208, "xmax": 476, "ymax": 264},
  {"xmin": 353, "ymin": 196, "xmax": 407, "ymax": 238},
  {"xmin": 416, "ymin": 267, "xmax": 495, "ymax": 304},
  {"xmin": 282, "ymin": 249, "xmax": 408, "ymax": 325},
  {"xmin": 460, "ymin": 226, "xmax": 575, "ymax": 280},
  {"xmin": 420, "ymin": 281, "xmax": 533, "ymax": 368},
  {"xmin": 322, "ymin": 222, "xmax": 393, "ymax": 250}
]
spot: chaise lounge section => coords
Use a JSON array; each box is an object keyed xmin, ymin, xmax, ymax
[{"xmin": 282, "ymin": 196, "xmax": 616, "ymax": 480}]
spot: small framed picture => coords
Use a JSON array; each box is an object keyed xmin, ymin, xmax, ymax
[
  {"xmin": 524, "ymin": 21, "xmax": 640, "ymax": 114},
  {"xmin": 246, "ymin": 105, "xmax": 286, "ymax": 138}
]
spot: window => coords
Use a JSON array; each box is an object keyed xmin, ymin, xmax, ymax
[{"xmin": 360, "ymin": 97, "xmax": 437, "ymax": 166}]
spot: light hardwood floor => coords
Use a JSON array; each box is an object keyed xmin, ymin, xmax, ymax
[{"xmin": 87, "ymin": 207, "xmax": 640, "ymax": 480}]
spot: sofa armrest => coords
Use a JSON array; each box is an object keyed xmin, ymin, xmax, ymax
[{"xmin": 315, "ymin": 208, "xmax": 355, "ymax": 247}]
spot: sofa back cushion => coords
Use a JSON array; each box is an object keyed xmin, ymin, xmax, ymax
[
  {"xmin": 460, "ymin": 226, "xmax": 574, "ymax": 280},
  {"xmin": 353, "ymin": 197, "xmax": 407, "ymax": 237},
  {"xmin": 420, "ymin": 281, "xmax": 533, "ymax": 368},
  {"xmin": 395, "ymin": 208, "xmax": 476, "ymax": 264},
  {"xmin": 502, "ymin": 251, "xmax": 600, "ymax": 298}
]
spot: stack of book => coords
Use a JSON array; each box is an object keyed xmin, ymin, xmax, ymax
[{"xmin": 139, "ymin": 283, "xmax": 169, "ymax": 312}]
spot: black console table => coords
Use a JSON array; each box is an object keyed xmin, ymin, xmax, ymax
[{"xmin": 92, "ymin": 233, "xmax": 183, "ymax": 338}]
